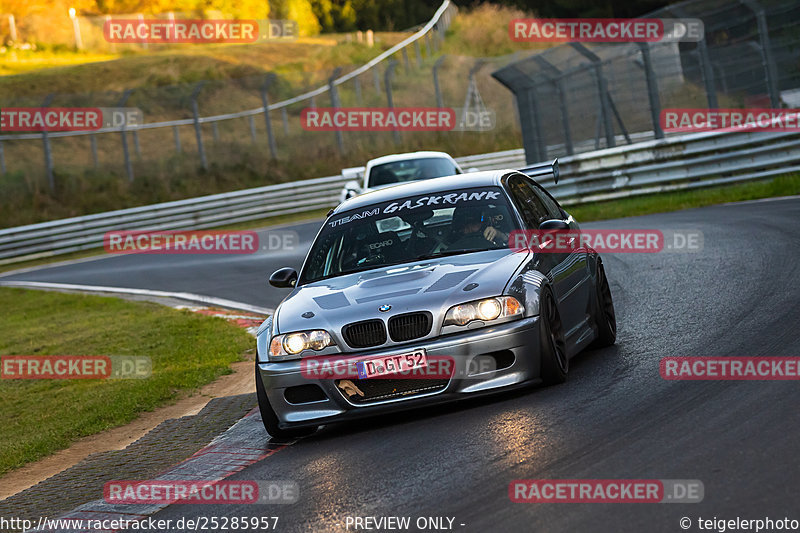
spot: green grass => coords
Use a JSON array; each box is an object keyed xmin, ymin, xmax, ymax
[
  {"xmin": 568, "ymin": 173, "xmax": 800, "ymax": 222},
  {"xmin": 0, "ymin": 288, "xmax": 255, "ymax": 476}
]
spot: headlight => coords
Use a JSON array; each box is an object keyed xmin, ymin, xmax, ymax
[
  {"xmin": 269, "ymin": 330, "xmax": 335, "ymax": 360},
  {"xmin": 443, "ymin": 296, "xmax": 523, "ymax": 327}
]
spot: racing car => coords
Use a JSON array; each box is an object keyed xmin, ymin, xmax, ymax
[
  {"xmin": 338, "ymin": 151, "xmax": 466, "ymax": 203},
  {"xmin": 257, "ymin": 163, "xmax": 616, "ymax": 438}
]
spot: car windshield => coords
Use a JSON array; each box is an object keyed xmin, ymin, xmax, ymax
[
  {"xmin": 301, "ymin": 186, "xmax": 520, "ymax": 284},
  {"xmin": 367, "ymin": 157, "xmax": 459, "ymax": 188}
]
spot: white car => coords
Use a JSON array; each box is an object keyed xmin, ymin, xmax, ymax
[{"xmin": 338, "ymin": 151, "xmax": 468, "ymax": 203}]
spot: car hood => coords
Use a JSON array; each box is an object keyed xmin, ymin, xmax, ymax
[{"xmin": 275, "ymin": 249, "xmax": 529, "ymax": 341}]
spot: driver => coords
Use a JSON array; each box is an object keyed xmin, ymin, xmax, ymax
[
  {"xmin": 449, "ymin": 206, "xmax": 502, "ymax": 250},
  {"xmin": 482, "ymin": 206, "xmax": 510, "ymax": 244}
]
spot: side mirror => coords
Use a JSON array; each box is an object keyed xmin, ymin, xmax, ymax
[
  {"xmin": 538, "ymin": 219, "xmax": 570, "ymax": 231},
  {"xmin": 269, "ymin": 267, "xmax": 298, "ymax": 288}
]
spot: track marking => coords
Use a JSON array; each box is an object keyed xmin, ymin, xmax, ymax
[{"xmin": 0, "ymin": 280, "xmax": 274, "ymax": 315}]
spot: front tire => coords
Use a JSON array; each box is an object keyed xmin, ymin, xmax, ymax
[
  {"xmin": 591, "ymin": 260, "xmax": 617, "ymax": 348},
  {"xmin": 255, "ymin": 366, "xmax": 318, "ymax": 440},
  {"xmin": 539, "ymin": 287, "xmax": 568, "ymax": 384}
]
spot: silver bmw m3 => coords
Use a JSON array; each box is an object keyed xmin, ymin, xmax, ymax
[{"xmin": 256, "ymin": 165, "xmax": 616, "ymax": 439}]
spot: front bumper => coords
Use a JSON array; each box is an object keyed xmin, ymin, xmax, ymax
[{"xmin": 257, "ymin": 316, "xmax": 541, "ymax": 429}]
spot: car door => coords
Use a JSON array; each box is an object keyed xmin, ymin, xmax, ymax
[
  {"xmin": 506, "ymin": 174, "xmax": 584, "ymax": 333},
  {"xmin": 527, "ymin": 177, "xmax": 592, "ymax": 333}
]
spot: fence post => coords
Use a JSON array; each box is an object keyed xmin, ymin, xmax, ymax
[
  {"xmin": 8, "ymin": 14, "xmax": 17, "ymax": 42},
  {"xmin": 248, "ymin": 116, "xmax": 257, "ymax": 143},
  {"xmin": 281, "ymin": 108, "xmax": 289, "ymax": 135},
  {"xmin": 191, "ymin": 82, "xmax": 207, "ymax": 170},
  {"xmin": 117, "ymin": 89, "xmax": 135, "ymax": 181},
  {"xmin": 570, "ymin": 43, "xmax": 615, "ymax": 149},
  {"xmin": 173, "ymin": 125, "xmax": 181, "ymax": 153},
  {"xmin": 695, "ymin": 38, "xmax": 718, "ymax": 109},
  {"xmin": 90, "ymin": 134, "xmax": 98, "ymax": 167},
  {"xmin": 532, "ymin": 56, "xmax": 574, "ymax": 155},
  {"xmin": 740, "ymin": 0, "xmax": 780, "ymax": 108},
  {"xmin": 668, "ymin": 5, "xmax": 717, "ymax": 109},
  {"xmin": 414, "ymin": 41, "xmax": 423, "ymax": 68},
  {"xmin": 385, "ymin": 60, "xmax": 400, "ymax": 145},
  {"xmin": 425, "ymin": 32, "xmax": 432, "ymax": 57},
  {"xmin": 260, "ymin": 74, "xmax": 278, "ymax": 159},
  {"xmin": 41, "ymin": 94, "xmax": 55, "ymax": 190},
  {"xmin": 402, "ymin": 47, "xmax": 411, "ymax": 72},
  {"xmin": 69, "ymin": 8, "xmax": 83, "ymax": 50},
  {"xmin": 353, "ymin": 75, "xmax": 362, "ymax": 104},
  {"xmin": 636, "ymin": 43, "xmax": 664, "ymax": 139},
  {"xmin": 211, "ymin": 122, "xmax": 219, "ymax": 143},
  {"xmin": 433, "ymin": 55, "xmax": 447, "ymax": 108},
  {"xmin": 372, "ymin": 67, "xmax": 381, "ymax": 92},
  {"xmin": 329, "ymin": 67, "xmax": 345, "ymax": 155},
  {"xmin": 528, "ymin": 84, "xmax": 547, "ymax": 161}
]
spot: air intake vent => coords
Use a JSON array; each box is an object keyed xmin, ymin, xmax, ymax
[
  {"xmin": 343, "ymin": 319, "xmax": 387, "ymax": 348},
  {"xmin": 388, "ymin": 312, "xmax": 433, "ymax": 342}
]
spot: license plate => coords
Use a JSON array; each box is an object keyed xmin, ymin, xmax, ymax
[{"xmin": 356, "ymin": 349, "xmax": 427, "ymax": 379}]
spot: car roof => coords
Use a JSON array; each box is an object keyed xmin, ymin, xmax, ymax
[
  {"xmin": 366, "ymin": 151, "xmax": 455, "ymax": 167},
  {"xmin": 333, "ymin": 169, "xmax": 513, "ymax": 214}
]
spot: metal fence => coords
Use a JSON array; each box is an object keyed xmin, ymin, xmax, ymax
[
  {"xmin": 3, "ymin": 124, "xmax": 798, "ymax": 265},
  {"xmin": 0, "ymin": 0, "xmax": 459, "ymax": 187},
  {"xmin": 492, "ymin": 0, "xmax": 800, "ymax": 165}
]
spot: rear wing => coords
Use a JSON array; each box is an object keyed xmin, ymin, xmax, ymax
[
  {"xmin": 341, "ymin": 166, "xmax": 366, "ymax": 183},
  {"xmin": 518, "ymin": 158, "xmax": 559, "ymax": 184}
]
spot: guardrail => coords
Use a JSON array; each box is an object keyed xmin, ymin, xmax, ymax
[
  {"xmin": 1, "ymin": 127, "xmax": 798, "ymax": 265},
  {"xmin": 0, "ymin": 2, "xmax": 455, "ymax": 142}
]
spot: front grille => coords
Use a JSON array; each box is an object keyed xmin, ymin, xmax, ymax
[
  {"xmin": 343, "ymin": 319, "xmax": 387, "ymax": 348},
  {"xmin": 338, "ymin": 378, "xmax": 448, "ymax": 404},
  {"xmin": 388, "ymin": 312, "xmax": 432, "ymax": 342}
]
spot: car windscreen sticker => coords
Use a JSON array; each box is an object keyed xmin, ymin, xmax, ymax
[{"xmin": 329, "ymin": 187, "xmax": 503, "ymax": 228}]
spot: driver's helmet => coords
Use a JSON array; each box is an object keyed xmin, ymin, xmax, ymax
[{"xmin": 451, "ymin": 205, "xmax": 483, "ymax": 230}]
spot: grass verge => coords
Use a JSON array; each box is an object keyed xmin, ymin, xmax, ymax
[
  {"xmin": 0, "ymin": 287, "xmax": 255, "ymax": 476},
  {"xmin": 568, "ymin": 174, "xmax": 800, "ymax": 222}
]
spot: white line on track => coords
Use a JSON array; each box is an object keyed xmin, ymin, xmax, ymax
[{"xmin": 0, "ymin": 280, "xmax": 274, "ymax": 315}]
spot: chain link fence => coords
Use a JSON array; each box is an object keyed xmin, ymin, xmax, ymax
[
  {"xmin": 492, "ymin": 0, "xmax": 800, "ymax": 164},
  {"xmin": 0, "ymin": 1, "xmax": 471, "ymax": 190}
]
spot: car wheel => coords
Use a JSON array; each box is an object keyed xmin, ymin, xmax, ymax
[
  {"xmin": 255, "ymin": 366, "xmax": 318, "ymax": 440},
  {"xmin": 539, "ymin": 287, "xmax": 568, "ymax": 384},
  {"xmin": 591, "ymin": 260, "xmax": 617, "ymax": 348}
]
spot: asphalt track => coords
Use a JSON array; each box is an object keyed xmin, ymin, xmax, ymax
[{"xmin": 4, "ymin": 197, "xmax": 800, "ymax": 532}]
